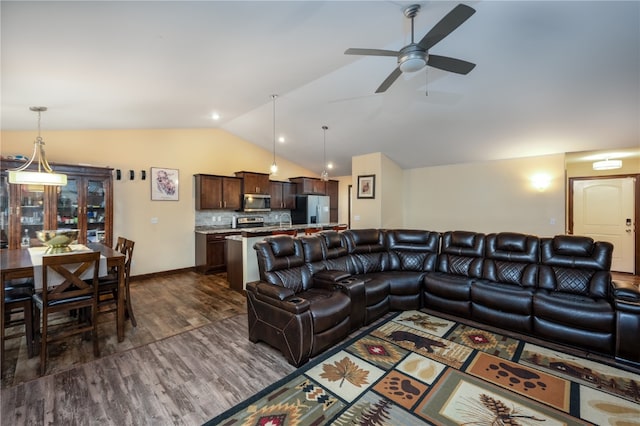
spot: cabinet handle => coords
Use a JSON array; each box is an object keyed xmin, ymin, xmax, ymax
[
  {"xmin": 224, "ymin": 201, "xmax": 227, "ymax": 208},
  {"xmin": 219, "ymin": 201, "xmax": 222, "ymax": 208}
]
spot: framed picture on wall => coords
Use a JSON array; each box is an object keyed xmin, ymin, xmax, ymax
[
  {"xmin": 151, "ymin": 167, "xmax": 179, "ymax": 201},
  {"xmin": 357, "ymin": 174, "xmax": 375, "ymax": 199}
]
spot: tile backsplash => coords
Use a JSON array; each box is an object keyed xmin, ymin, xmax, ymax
[{"xmin": 195, "ymin": 210, "xmax": 291, "ymax": 228}]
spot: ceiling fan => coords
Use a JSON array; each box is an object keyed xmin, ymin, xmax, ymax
[{"xmin": 345, "ymin": 3, "xmax": 476, "ymax": 93}]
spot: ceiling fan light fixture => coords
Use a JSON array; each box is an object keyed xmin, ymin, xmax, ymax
[
  {"xmin": 592, "ymin": 159, "xmax": 622, "ymax": 170},
  {"xmin": 8, "ymin": 106, "xmax": 67, "ymax": 186},
  {"xmin": 399, "ymin": 55, "xmax": 426, "ymax": 73}
]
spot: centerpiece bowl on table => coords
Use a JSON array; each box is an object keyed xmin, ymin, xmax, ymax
[{"xmin": 36, "ymin": 229, "xmax": 80, "ymax": 253}]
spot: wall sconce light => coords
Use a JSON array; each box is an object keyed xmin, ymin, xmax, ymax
[
  {"xmin": 115, "ymin": 169, "xmax": 121, "ymax": 180},
  {"xmin": 129, "ymin": 170, "xmax": 135, "ymax": 180},
  {"xmin": 531, "ymin": 173, "xmax": 551, "ymax": 192},
  {"xmin": 141, "ymin": 170, "xmax": 146, "ymax": 180}
]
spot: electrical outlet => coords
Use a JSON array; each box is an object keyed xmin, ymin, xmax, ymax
[
  {"xmin": 354, "ymin": 215, "xmax": 361, "ymax": 221},
  {"xmin": 151, "ymin": 217, "xmax": 158, "ymax": 224}
]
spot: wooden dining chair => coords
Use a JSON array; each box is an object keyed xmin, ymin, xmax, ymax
[
  {"xmin": 304, "ymin": 227, "xmax": 322, "ymax": 235},
  {"xmin": 33, "ymin": 251, "xmax": 101, "ymax": 376},
  {"xmin": 95, "ymin": 238, "xmax": 137, "ymax": 327},
  {"xmin": 272, "ymin": 229, "xmax": 297, "ymax": 236},
  {"xmin": 3, "ymin": 277, "xmax": 36, "ymax": 358},
  {"xmin": 333, "ymin": 225, "xmax": 348, "ymax": 231}
]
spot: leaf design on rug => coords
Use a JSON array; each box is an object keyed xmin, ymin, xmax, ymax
[{"xmin": 321, "ymin": 357, "xmax": 370, "ymax": 388}]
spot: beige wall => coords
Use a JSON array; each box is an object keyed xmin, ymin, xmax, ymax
[
  {"xmin": 351, "ymin": 153, "xmax": 382, "ymax": 228},
  {"xmin": 1, "ymin": 128, "xmax": 316, "ymax": 275},
  {"xmin": 381, "ymin": 154, "xmax": 404, "ymax": 229},
  {"xmin": 403, "ymin": 154, "xmax": 566, "ymax": 236}
]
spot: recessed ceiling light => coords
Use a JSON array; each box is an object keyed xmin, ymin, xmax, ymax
[
  {"xmin": 211, "ymin": 112, "xmax": 220, "ymax": 120},
  {"xmin": 328, "ymin": 163, "xmax": 334, "ymax": 170},
  {"xmin": 278, "ymin": 136, "xmax": 285, "ymax": 143}
]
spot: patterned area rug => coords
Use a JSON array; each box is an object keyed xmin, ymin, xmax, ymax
[{"xmin": 205, "ymin": 310, "xmax": 640, "ymax": 425}]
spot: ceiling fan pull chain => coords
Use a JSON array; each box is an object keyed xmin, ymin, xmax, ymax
[{"xmin": 425, "ymin": 68, "xmax": 429, "ymax": 97}]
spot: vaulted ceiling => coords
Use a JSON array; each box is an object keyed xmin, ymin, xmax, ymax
[{"xmin": 2, "ymin": 1, "xmax": 638, "ymax": 176}]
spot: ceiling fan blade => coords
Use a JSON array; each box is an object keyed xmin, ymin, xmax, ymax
[
  {"xmin": 375, "ymin": 67, "xmax": 402, "ymax": 93},
  {"xmin": 418, "ymin": 4, "xmax": 475, "ymax": 50},
  {"xmin": 427, "ymin": 54, "xmax": 476, "ymax": 74},
  {"xmin": 344, "ymin": 48, "xmax": 399, "ymax": 57}
]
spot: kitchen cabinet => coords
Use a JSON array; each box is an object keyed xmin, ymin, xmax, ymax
[
  {"xmin": 195, "ymin": 231, "xmax": 239, "ymax": 274},
  {"xmin": 290, "ymin": 177, "xmax": 326, "ymax": 195},
  {"xmin": 0, "ymin": 160, "xmax": 113, "ymax": 249},
  {"xmin": 269, "ymin": 180, "xmax": 296, "ymax": 210},
  {"xmin": 195, "ymin": 174, "xmax": 242, "ymax": 210},
  {"xmin": 235, "ymin": 171, "xmax": 270, "ymax": 195}
]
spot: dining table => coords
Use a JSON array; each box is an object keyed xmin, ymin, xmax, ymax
[{"xmin": 1, "ymin": 242, "xmax": 126, "ymax": 374}]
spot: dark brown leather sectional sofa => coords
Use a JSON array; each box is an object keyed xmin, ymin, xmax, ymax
[{"xmin": 247, "ymin": 229, "xmax": 640, "ymax": 368}]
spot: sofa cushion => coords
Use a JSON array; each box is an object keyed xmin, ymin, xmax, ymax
[
  {"xmin": 385, "ymin": 230, "xmax": 439, "ymax": 272},
  {"xmin": 533, "ymin": 290, "xmax": 614, "ymax": 334},
  {"xmin": 298, "ymin": 288, "xmax": 352, "ymax": 334},
  {"xmin": 438, "ymin": 231, "xmax": 484, "ymax": 278},
  {"xmin": 539, "ymin": 236, "xmax": 613, "ymax": 298}
]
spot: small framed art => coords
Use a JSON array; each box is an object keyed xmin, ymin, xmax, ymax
[
  {"xmin": 357, "ymin": 174, "xmax": 375, "ymax": 199},
  {"xmin": 151, "ymin": 167, "xmax": 179, "ymax": 201}
]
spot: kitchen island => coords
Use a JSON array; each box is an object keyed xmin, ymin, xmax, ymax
[{"xmin": 223, "ymin": 223, "xmax": 347, "ymax": 292}]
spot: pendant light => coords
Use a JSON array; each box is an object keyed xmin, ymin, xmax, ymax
[
  {"xmin": 320, "ymin": 125, "xmax": 329, "ymax": 181},
  {"xmin": 8, "ymin": 106, "xmax": 67, "ymax": 186},
  {"xmin": 269, "ymin": 94, "xmax": 278, "ymax": 176}
]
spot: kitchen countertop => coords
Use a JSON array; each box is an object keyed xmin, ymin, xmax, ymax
[{"xmin": 195, "ymin": 223, "xmax": 347, "ymax": 236}]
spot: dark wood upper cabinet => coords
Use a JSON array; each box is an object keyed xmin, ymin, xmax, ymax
[
  {"xmin": 289, "ymin": 177, "xmax": 326, "ymax": 195},
  {"xmin": 195, "ymin": 174, "xmax": 242, "ymax": 210},
  {"xmin": 269, "ymin": 181, "xmax": 296, "ymax": 210},
  {"xmin": 235, "ymin": 171, "xmax": 270, "ymax": 195}
]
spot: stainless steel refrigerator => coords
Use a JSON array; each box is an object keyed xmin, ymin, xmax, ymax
[{"xmin": 292, "ymin": 195, "xmax": 330, "ymax": 224}]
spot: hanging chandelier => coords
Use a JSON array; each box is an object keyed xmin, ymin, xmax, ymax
[
  {"xmin": 8, "ymin": 106, "xmax": 67, "ymax": 186},
  {"xmin": 269, "ymin": 94, "xmax": 278, "ymax": 176},
  {"xmin": 320, "ymin": 125, "xmax": 329, "ymax": 181}
]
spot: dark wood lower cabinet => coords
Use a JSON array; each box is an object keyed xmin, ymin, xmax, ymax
[
  {"xmin": 226, "ymin": 237, "xmax": 243, "ymax": 292},
  {"xmin": 195, "ymin": 232, "xmax": 239, "ymax": 274}
]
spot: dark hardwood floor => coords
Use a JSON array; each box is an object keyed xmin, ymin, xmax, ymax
[
  {"xmin": 2, "ymin": 271, "xmax": 639, "ymax": 425},
  {"xmin": 1, "ymin": 272, "xmax": 296, "ymax": 425}
]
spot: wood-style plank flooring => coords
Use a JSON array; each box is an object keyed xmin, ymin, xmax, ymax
[
  {"xmin": 2, "ymin": 271, "xmax": 639, "ymax": 425},
  {"xmin": 1, "ymin": 272, "xmax": 296, "ymax": 425}
]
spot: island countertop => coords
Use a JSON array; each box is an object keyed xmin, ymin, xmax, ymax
[{"xmin": 195, "ymin": 223, "xmax": 347, "ymax": 236}]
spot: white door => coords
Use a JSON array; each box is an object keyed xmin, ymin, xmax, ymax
[{"xmin": 573, "ymin": 177, "xmax": 635, "ymax": 273}]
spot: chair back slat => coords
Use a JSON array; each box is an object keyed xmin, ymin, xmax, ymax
[{"xmin": 42, "ymin": 252, "xmax": 100, "ymax": 304}]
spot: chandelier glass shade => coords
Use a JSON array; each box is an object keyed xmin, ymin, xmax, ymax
[{"xmin": 8, "ymin": 107, "xmax": 67, "ymax": 186}]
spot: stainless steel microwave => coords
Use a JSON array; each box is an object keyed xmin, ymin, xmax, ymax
[{"xmin": 243, "ymin": 194, "xmax": 271, "ymax": 212}]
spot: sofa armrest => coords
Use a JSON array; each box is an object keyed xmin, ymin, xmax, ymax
[
  {"xmin": 613, "ymin": 281, "xmax": 640, "ymax": 364},
  {"xmin": 314, "ymin": 269, "xmax": 352, "ymax": 283},
  {"xmin": 246, "ymin": 280, "xmax": 311, "ymax": 314},
  {"xmin": 612, "ymin": 280, "xmax": 640, "ymax": 302}
]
